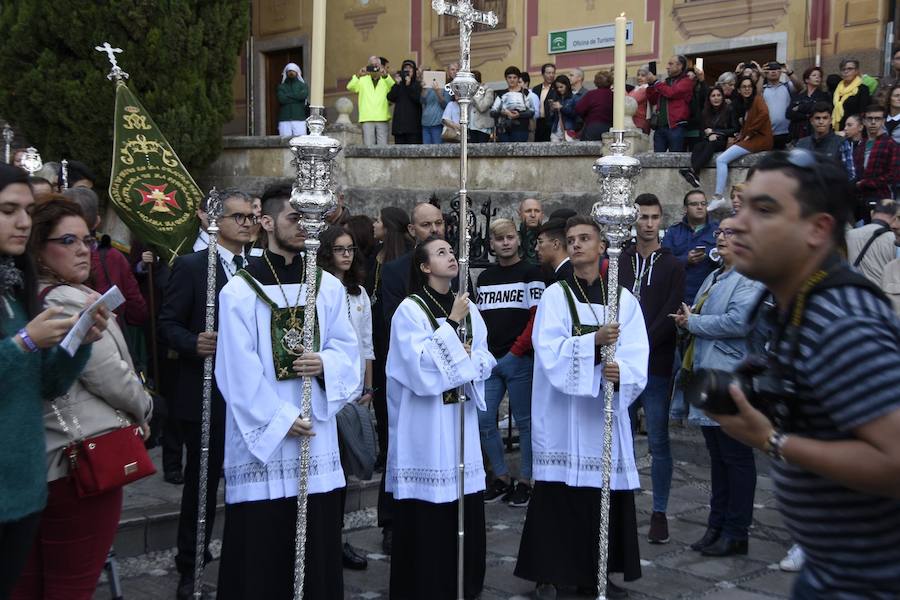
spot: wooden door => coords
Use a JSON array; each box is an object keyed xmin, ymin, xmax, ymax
[{"xmin": 266, "ymin": 47, "xmax": 304, "ymax": 135}]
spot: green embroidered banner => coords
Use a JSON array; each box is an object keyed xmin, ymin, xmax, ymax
[{"xmin": 107, "ymin": 82, "xmax": 201, "ymax": 262}]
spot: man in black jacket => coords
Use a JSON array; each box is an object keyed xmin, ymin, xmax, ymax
[
  {"xmin": 386, "ymin": 59, "xmax": 422, "ymax": 144},
  {"xmin": 159, "ymin": 189, "xmax": 254, "ymax": 599},
  {"xmin": 619, "ymin": 193, "xmax": 685, "ymax": 546},
  {"xmin": 532, "ymin": 63, "xmax": 558, "ymax": 142}
]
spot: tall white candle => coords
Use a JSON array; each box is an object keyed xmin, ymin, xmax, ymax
[
  {"xmin": 310, "ymin": 0, "xmax": 326, "ymax": 107},
  {"xmin": 613, "ymin": 13, "xmax": 626, "ymax": 131}
]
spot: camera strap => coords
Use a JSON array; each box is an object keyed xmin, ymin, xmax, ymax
[{"xmin": 750, "ymin": 254, "xmax": 890, "ymax": 430}]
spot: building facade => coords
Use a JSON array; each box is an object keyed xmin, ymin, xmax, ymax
[{"xmin": 225, "ymin": 0, "xmax": 897, "ymax": 135}]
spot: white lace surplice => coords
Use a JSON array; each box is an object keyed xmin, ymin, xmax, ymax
[
  {"xmin": 215, "ymin": 270, "xmax": 361, "ymax": 504},
  {"xmin": 386, "ymin": 299, "xmax": 496, "ymax": 503},
  {"xmin": 531, "ymin": 284, "xmax": 649, "ymax": 490}
]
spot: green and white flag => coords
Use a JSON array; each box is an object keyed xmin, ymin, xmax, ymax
[{"xmin": 107, "ymin": 81, "xmax": 201, "ymax": 261}]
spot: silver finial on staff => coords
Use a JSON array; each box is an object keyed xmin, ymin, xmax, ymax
[
  {"xmin": 194, "ymin": 187, "xmax": 224, "ymax": 600},
  {"xmin": 2, "ymin": 124, "xmax": 13, "ymax": 164},
  {"xmin": 20, "ymin": 147, "xmax": 42, "ymax": 175},
  {"xmin": 430, "ymin": 2, "xmax": 497, "ymax": 599},
  {"xmin": 60, "ymin": 159, "xmax": 69, "ymax": 190},
  {"xmin": 94, "ymin": 42, "xmax": 129, "ymax": 83},
  {"xmin": 289, "ymin": 106, "xmax": 340, "ymax": 600},
  {"xmin": 590, "ymin": 130, "xmax": 640, "ymax": 600}
]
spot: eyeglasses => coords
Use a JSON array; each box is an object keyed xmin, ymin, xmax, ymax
[
  {"xmin": 714, "ymin": 228, "xmax": 735, "ymax": 238},
  {"xmin": 223, "ymin": 212, "xmax": 259, "ymax": 226},
  {"xmin": 46, "ymin": 234, "xmax": 97, "ymax": 249},
  {"xmin": 687, "ymin": 201, "xmax": 708, "ymax": 208},
  {"xmin": 332, "ymin": 245, "xmax": 357, "ymax": 256},
  {"xmin": 840, "ymin": 66, "xmax": 858, "ymax": 72},
  {"xmin": 784, "ymin": 148, "xmax": 830, "ymax": 196}
]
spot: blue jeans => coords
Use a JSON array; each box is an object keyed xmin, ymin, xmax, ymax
[
  {"xmin": 669, "ymin": 351, "xmax": 687, "ymax": 420},
  {"xmin": 715, "ymin": 144, "xmax": 750, "ymax": 195},
  {"xmin": 628, "ymin": 375, "xmax": 673, "ymax": 513},
  {"xmin": 653, "ymin": 124, "xmax": 686, "ymax": 152},
  {"xmin": 498, "ymin": 128, "xmax": 529, "ymax": 143},
  {"xmin": 422, "ymin": 125, "xmax": 443, "ymax": 144},
  {"xmin": 478, "ymin": 353, "xmax": 533, "ymax": 480},
  {"xmin": 701, "ymin": 426, "xmax": 756, "ymax": 540}
]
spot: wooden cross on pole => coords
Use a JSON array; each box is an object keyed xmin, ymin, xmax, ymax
[
  {"xmin": 431, "ymin": 0, "xmax": 498, "ymax": 72},
  {"xmin": 94, "ymin": 42, "xmax": 129, "ymax": 82}
]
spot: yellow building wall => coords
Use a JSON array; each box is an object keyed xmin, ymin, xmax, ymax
[{"xmin": 229, "ymin": 0, "xmax": 892, "ymax": 134}]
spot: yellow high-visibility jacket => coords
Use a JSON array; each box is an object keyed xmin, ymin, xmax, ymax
[{"xmin": 347, "ymin": 74, "xmax": 395, "ymax": 122}]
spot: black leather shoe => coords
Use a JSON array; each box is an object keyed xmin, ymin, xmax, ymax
[
  {"xmin": 690, "ymin": 527, "xmax": 721, "ymax": 551},
  {"xmin": 381, "ymin": 527, "xmax": 393, "ymax": 555},
  {"xmin": 342, "ymin": 542, "xmax": 368, "ymax": 570},
  {"xmin": 176, "ymin": 573, "xmax": 208, "ymax": 600},
  {"xmin": 164, "ymin": 470, "xmax": 185, "ymax": 485},
  {"xmin": 605, "ymin": 579, "xmax": 629, "ymax": 599},
  {"xmin": 701, "ymin": 536, "xmax": 748, "ymax": 557}
]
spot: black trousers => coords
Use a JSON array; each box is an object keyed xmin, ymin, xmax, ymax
[
  {"xmin": 690, "ymin": 136, "xmax": 728, "ymax": 175},
  {"xmin": 0, "ymin": 511, "xmax": 41, "ymax": 600},
  {"xmin": 534, "ymin": 118, "xmax": 552, "ymax": 142},
  {"xmin": 175, "ymin": 417, "xmax": 225, "ymax": 576},
  {"xmin": 468, "ymin": 130, "xmax": 491, "ymax": 143},
  {"xmin": 218, "ymin": 492, "xmax": 343, "ymax": 599}
]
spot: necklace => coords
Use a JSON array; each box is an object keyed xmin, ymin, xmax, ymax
[
  {"xmin": 264, "ymin": 252, "xmax": 307, "ymax": 356},
  {"xmin": 631, "ymin": 251, "xmax": 660, "ymax": 301},
  {"xmin": 421, "ymin": 285, "xmax": 451, "ymax": 318},
  {"xmin": 572, "ymin": 274, "xmax": 605, "ymax": 327},
  {"xmin": 371, "ymin": 260, "xmax": 382, "ymax": 306}
]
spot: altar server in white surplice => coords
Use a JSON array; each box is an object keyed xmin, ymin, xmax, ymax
[
  {"xmin": 386, "ymin": 236, "xmax": 496, "ymax": 600},
  {"xmin": 515, "ymin": 215, "xmax": 649, "ymax": 599},
  {"xmin": 214, "ymin": 186, "xmax": 361, "ymax": 600}
]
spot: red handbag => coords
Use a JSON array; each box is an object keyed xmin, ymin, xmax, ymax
[{"xmin": 52, "ymin": 399, "xmax": 156, "ymax": 498}]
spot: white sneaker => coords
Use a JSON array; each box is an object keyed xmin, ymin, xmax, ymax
[
  {"xmin": 707, "ymin": 194, "xmax": 728, "ymax": 212},
  {"xmin": 779, "ymin": 544, "xmax": 805, "ymax": 572}
]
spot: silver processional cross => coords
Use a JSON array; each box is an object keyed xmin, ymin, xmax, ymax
[
  {"xmin": 94, "ymin": 42, "xmax": 129, "ymax": 82},
  {"xmin": 430, "ymin": 2, "xmax": 496, "ymax": 600},
  {"xmin": 432, "ymin": 0, "xmax": 498, "ymax": 73}
]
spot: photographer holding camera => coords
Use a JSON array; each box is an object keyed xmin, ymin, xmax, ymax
[
  {"xmin": 697, "ymin": 150, "xmax": 900, "ymax": 598},
  {"xmin": 347, "ymin": 59, "xmax": 395, "ymax": 146}
]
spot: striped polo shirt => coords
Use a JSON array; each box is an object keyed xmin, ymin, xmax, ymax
[{"xmin": 767, "ymin": 284, "xmax": 900, "ymax": 598}]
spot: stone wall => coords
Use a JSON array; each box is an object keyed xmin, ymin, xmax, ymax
[{"xmin": 201, "ymin": 132, "xmax": 762, "ymax": 228}]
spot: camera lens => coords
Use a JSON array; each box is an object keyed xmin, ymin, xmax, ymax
[{"xmin": 685, "ymin": 369, "xmax": 740, "ymax": 415}]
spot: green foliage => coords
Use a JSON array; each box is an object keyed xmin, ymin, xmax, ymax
[{"xmin": 0, "ymin": 0, "xmax": 248, "ymax": 188}]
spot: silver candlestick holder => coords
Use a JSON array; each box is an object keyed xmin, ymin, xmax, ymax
[
  {"xmin": 2, "ymin": 124, "xmax": 13, "ymax": 164},
  {"xmin": 590, "ymin": 128, "xmax": 641, "ymax": 600},
  {"xmin": 20, "ymin": 147, "xmax": 42, "ymax": 175},
  {"xmin": 288, "ymin": 105, "xmax": 340, "ymax": 600}
]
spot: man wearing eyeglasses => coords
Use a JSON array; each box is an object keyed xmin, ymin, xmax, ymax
[
  {"xmin": 707, "ymin": 150, "xmax": 900, "ymax": 598},
  {"xmin": 853, "ymin": 104, "xmax": 899, "ymax": 222},
  {"xmin": 661, "ymin": 190, "xmax": 719, "ymax": 304},
  {"xmin": 158, "ymin": 188, "xmax": 254, "ymax": 600}
]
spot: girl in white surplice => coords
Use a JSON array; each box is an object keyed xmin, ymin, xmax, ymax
[{"xmin": 385, "ymin": 236, "xmax": 496, "ymax": 600}]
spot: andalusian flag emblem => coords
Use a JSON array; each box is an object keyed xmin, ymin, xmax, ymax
[{"xmin": 108, "ymin": 82, "xmax": 201, "ymax": 261}]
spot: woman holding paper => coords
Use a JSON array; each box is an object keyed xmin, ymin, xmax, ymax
[
  {"xmin": 0, "ymin": 168, "xmax": 109, "ymax": 599},
  {"xmin": 10, "ymin": 196, "xmax": 151, "ymax": 600}
]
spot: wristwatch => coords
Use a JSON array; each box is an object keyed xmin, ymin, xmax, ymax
[{"xmin": 765, "ymin": 430, "xmax": 788, "ymax": 462}]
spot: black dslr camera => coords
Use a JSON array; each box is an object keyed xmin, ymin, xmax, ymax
[{"xmin": 684, "ymin": 355, "xmax": 793, "ymax": 418}]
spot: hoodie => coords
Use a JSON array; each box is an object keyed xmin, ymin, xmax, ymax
[
  {"xmin": 387, "ymin": 59, "xmax": 422, "ymax": 135},
  {"xmin": 619, "ymin": 245, "xmax": 685, "ymax": 377}
]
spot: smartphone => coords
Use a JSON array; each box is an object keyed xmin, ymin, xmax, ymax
[
  {"xmin": 648, "ymin": 61, "xmax": 657, "ymax": 75},
  {"xmin": 365, "ymin": 65, "xmax": 379, "ymax": 73},
  {"xmin": 693, "ymin": 245, "xmax": 706, "ymax": 253}
]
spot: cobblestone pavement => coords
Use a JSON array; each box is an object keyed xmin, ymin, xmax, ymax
[{"xmin": 94, "ymin": 449, "xmax": 796, "ymax": 599}]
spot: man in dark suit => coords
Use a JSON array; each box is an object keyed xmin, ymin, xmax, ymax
[
  {"xmin": 533, "ymin": 63, "xmax": 558, "ymax": 142},
  {"xmin": 158, "ymin": 189, "xmax": 254, "ymax": 599}
]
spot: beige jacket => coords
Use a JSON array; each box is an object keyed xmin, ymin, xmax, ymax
[
  {"xmin": 881, "ymin": 259, "xmax": 900, "ymax": 317},
  {"xmin": 40, "ymin": 282, "xmax": 152, "ymax": 482}
]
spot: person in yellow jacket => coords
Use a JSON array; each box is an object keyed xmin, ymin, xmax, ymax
[{"xmin": 348, "ymin": 62, "xmax": 396, "ymax": 145}]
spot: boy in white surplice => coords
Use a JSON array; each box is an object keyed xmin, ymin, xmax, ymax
[{"xmin": 515, "ymin": 216, "xmax": 649, "ymax": 599}]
